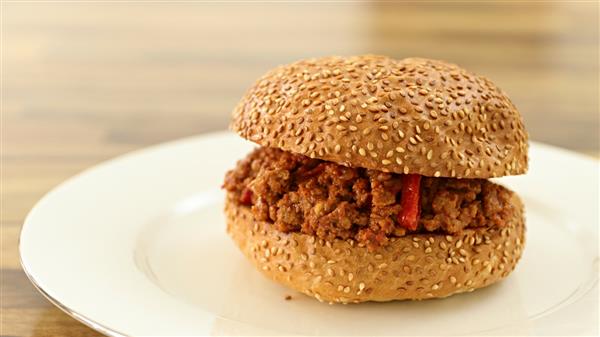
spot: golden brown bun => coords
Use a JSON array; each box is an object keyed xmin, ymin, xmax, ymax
[
  {"xmin": 231, "ymin": 55, "xmax": 528, "ymax": 178},
  {"xmin": 225, "ymin": 192, "xmax": 525, "ymax": 303}
]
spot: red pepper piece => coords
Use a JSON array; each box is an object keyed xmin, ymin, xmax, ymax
[
  {"xmin": 239, "ymin": 187, "xmax": 253, "ymax": 205},
  {"xmin": 398, "ymin": 174, "xmax": 421, "ymax": 231}
]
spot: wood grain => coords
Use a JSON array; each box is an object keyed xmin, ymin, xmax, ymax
[{"xmin": 2, "ymin": 2, "xmax": 598, "ymax": 336}]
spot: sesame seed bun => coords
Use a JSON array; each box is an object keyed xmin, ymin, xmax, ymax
[
  {"xmin": 225, "ymin": 192, "xmax": 525, "ymax": 303},
  {"xmin": 231, "ymin": 55, "xmax": 528, "ymax": 178}
]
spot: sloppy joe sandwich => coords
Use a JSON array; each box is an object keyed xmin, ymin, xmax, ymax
[{"xmin": 223, "ymin": 55, "xmax": 528, "ymax": 303}]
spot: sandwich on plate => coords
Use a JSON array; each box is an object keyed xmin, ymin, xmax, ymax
[{"xmin": 223, "ymin": 55, "xmax": 528, "ymax": 304}]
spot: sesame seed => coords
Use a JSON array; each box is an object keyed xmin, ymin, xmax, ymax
[{"xmin": 358, "ymin": 148, "xmax": 366, "ymax": 156}]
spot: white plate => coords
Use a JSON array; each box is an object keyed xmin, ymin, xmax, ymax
[{"xmin": 20, "ymin": 131, "xmax": 599, "ymax": 336}]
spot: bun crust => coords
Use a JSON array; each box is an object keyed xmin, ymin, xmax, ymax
[
  {"xmin": 225, "ymin": 192, "xmax": 526, "ymax": 303},
  {"xmin": 231, "ymin": 55, "xmax": 528, "ymax": 178}
]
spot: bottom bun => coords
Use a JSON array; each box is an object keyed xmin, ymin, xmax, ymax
[{"xmin": 225, "ymin": 192, "xmax": 525, "ymax": 303}]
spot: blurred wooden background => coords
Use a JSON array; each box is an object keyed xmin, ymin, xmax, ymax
[{"xmin": 2, "ymin": 2, "xmax": 598, "ymax": 336}]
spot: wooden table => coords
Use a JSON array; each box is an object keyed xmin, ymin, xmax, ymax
[{"xmin": 2, "ymin": 2, "xmax": 598, "ymax": 336}]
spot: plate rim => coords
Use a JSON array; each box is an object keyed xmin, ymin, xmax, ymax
[{"xmin": 20, "ymin": 257, "xmax": 127, "ymax": 337}]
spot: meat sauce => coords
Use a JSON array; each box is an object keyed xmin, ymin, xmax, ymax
[{"xmin": 223, "ymin": 147, "xmax": 516, "ymax": 249}]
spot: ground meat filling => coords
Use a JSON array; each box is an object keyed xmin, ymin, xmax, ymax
[{"xmin": 223, "ymin": 147, "xmax": 517, "ymax": 248}]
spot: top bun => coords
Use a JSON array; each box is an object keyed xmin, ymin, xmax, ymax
[{"xmin": 231, "ymin": 55, "xmax": 528, "ymax": 178}]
